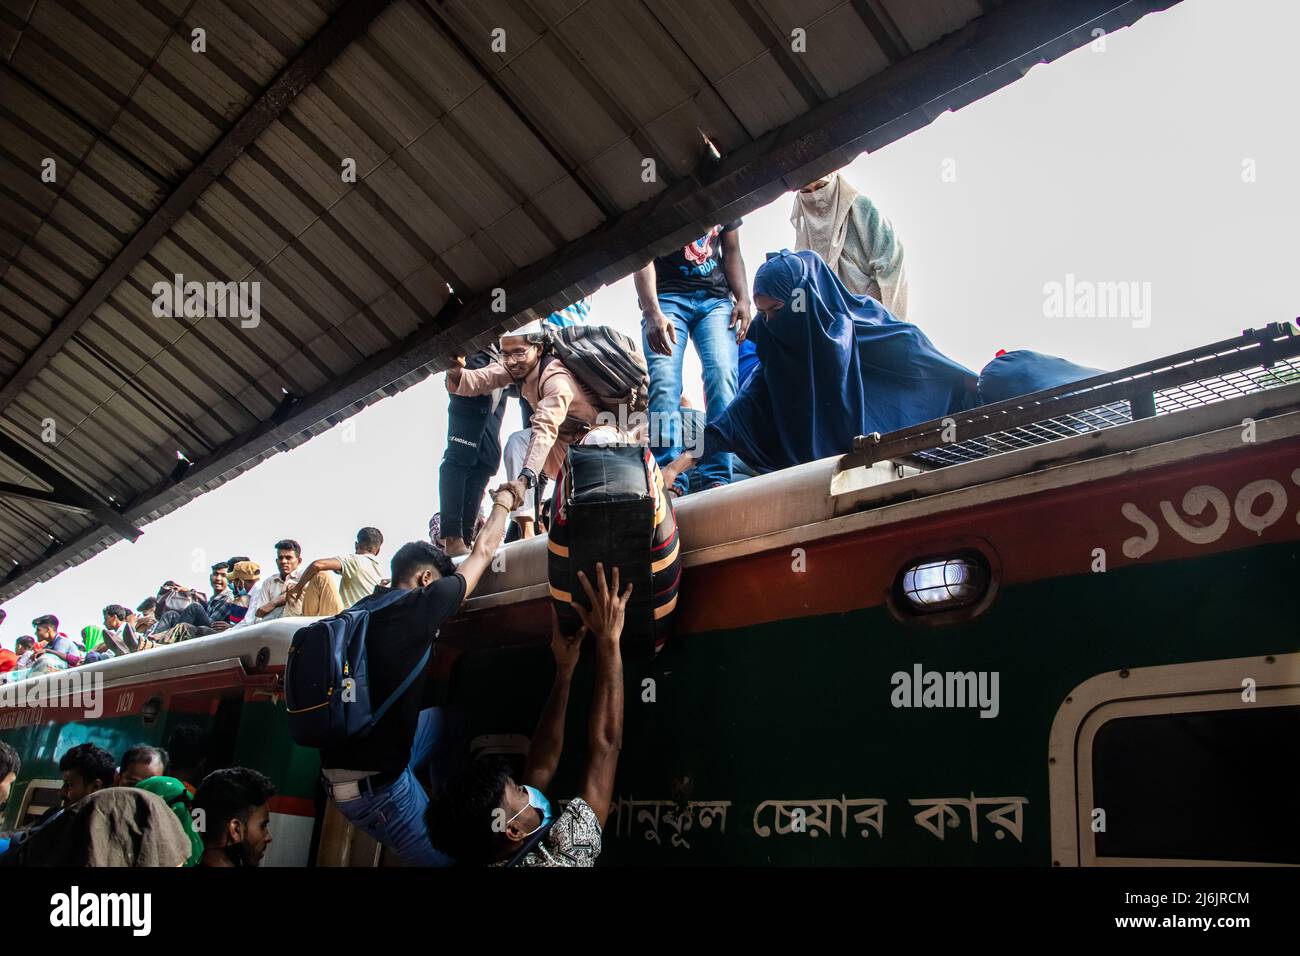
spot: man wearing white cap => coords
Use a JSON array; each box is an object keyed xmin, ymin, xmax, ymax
[{"xmin": 446, "ymin": 320, "xmax": 612, "ymax": 512}]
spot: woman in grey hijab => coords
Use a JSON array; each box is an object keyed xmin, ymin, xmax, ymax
[
  {"xmin": 0, "ymin": 787, "xmax": 191, "ymax": 867},
  {"xmin": 791, "ymin": 171, "xmax": 910, "ymax": 321}
]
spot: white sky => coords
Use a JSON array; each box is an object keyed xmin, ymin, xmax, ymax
[{"xmin": 4, "ymin": 0, "xmax": 1297, "ymax": 647}]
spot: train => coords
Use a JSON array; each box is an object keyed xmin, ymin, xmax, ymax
[{"xmin": 4, "ymin": 327, "xmax": 1298, "ymax": 866}]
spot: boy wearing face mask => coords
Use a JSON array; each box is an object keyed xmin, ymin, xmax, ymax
[
  {"xmin": 225, "ymin": 561, "xmax": 261, "ymax": 626},
  {"xmin": 429, "ymin": 563, "xmax": 630, "ymax": 867}
]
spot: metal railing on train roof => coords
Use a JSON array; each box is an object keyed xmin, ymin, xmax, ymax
[{"xmin": 840, "ymin": 323, "xmax": 1300, "ymax": 471}]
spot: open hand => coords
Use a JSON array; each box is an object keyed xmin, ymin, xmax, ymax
[{"xmin": 573, "ymin": 562, "xmax": 633, "ymax": 644}]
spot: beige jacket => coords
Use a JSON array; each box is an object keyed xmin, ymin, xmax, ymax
[{"xmin": 450, "ymin": 357, "xmax": 602, "ymax": 478}]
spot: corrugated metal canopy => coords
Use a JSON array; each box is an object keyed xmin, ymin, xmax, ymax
[{"xmin": 0, "ymin": 0, "xmax": 1178, "ymax": 601}]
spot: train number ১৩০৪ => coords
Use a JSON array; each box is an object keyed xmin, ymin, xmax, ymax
[{"xmin": 1120, "ymin": 472, "xmax": 1299, "ymax": 559}]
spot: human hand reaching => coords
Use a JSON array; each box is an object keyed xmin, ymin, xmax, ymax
[{"xmin": 573, "ymin": 562, "xmax": 633, "ymax": 646}]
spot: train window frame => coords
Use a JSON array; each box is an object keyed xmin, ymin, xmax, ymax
[
  {"xmin": 1048, "ymin": 653, "xmax": 1299, "ymax": 867},
  {"xmin": 12, "ymin": 777, "xmax": 63, "ymax": 830},
  {"xmin": 884, "ymin": 542, "xmax": 999, "ymax": 627}
]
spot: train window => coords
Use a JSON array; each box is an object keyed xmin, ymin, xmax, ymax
[
  {"xmin": 1090, "ymin": 705, "xmax": 1300, "ymax": 864},
  {"xmin": 13, "ymin": 778, "xmax": 63, "ymax": 829},
  {"xmin": 895, "ymin": 552, "xmax": 990, "ymax": 613}
]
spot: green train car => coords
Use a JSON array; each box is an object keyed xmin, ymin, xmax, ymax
[{"xmin": 4, "ymin": 332, "xmax": 1299, "ymax": 866}]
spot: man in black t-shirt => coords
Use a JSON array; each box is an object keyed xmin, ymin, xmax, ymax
[
  {"xmin": 634, "ymin": 221, "xmax": 752, "ymax": 496},
  {"xmin": 319, "ymin": 478, "xmax": 525, "ymax": 866}
]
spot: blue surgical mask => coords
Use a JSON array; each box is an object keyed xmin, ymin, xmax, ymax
[{"xmin": 507, "ymin": 786, "xmax": 553, "ymax": 837}]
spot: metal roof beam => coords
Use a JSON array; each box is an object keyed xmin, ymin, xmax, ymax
[
  {"xmin": 0, "ymin": 431, "xmax": 141, "ymax": 541},
  {"xmin": 0, "ymin": 479, "xmax": 91, "ymax": 514},
  {"xmin": 0, "ymin": 0, "xmax": 1181, "ymax": 603},
  {"xmin": 0, "ymin": 0, "xmax": 393, "ymax": 415}
]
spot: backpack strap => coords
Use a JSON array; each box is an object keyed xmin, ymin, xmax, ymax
[
  {"xmin": 505, "ymin": 821, "xmax": 555, "ymax": 867},
  {"xmin": 371, "ymin": 644, "xmax": 432, "ymax": 725},
  {"xmin": 355, "ymin": 587, "xmax": 432, "ymax": 726},
  {"xmin": 353, "ymin": 587, "xmax": 414, "ymax": 615}
]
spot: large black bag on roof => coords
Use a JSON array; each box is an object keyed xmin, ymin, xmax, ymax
[
  {"xmin": 544, "ymin": 325, "xmax": 649, "ymax": 414},
  {"xmin": 547, "ymin": 443, "xmax": 680, "ymax": 659}
]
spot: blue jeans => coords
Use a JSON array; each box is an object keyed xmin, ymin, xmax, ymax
[
  {"xmin": 329, "ymin": 707, "xmax": 458, "ymax": 866},
  {"xmin": 642, "ymin": 290, "xmax": 738, "ymax": 490}
]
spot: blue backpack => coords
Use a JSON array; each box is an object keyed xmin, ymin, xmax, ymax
[{"xmin": 284, "ymin": 589, "xmax": 427, "ymax": 748}]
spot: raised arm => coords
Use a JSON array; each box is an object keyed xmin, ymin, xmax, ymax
[
  {"xmin": 720, "ymin": 226, "xmax": 753, "ymax": 343},
  {"xmin": 521, "ymin": 607, "xmax": 586, "ymax": 792},
  {"xmin": 287, "ymin": 557, "xmax": 341, "ymax": 603},
  {"xmin": 447, "ymin": 359, "xmax": 513, "ymax": 397},
  {"xmin": 456, "ymin": 479, "xmax": 524, "ymax": 596},
  {"xmin": 571, "ymin": 563, "xmax": 631, "ymax": 827}
]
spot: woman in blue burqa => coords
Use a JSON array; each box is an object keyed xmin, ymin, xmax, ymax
[{"xmin": 662, "ymin": 249, "xmax": 977, "ymax": 483}]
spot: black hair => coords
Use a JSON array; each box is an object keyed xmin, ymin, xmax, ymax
[
  {"xmin": 356, "ymin": 527, "xmax": 384, "ymax": 552},
  {"xmin": 210, "ymin": 561, "xmax": 229, "ymax": 572},
  {"xmin": 226, "ymin": 556, "xmax": 250, "ymax": 571},
  {"xmin": 0, "ymin": 740, "xmax": 19, "ymax": 780},
  {"xmin": 274, "ymin": 539, "xmax": 301, "ymax": 557},
  {"xmin": 427, "ymin": 756, "xmax": 514, "ymax": 865},
  {"xmin": 58, "ymin": 743, "xmax": 116, "ymax": 790},
  {"xmin": 165, "ymin": 724, "xmax": 208, "ymax": 779},
  {"xmin": 120, "ymin": 744, "xmax": 167, "ymax": 774},
  {"xmin": 32, "ymin": 614, "xmax": 58, "ymax": 630},
  {"xmin": 137, "ymin": 597, "xmax": 156, "ymax": 613},
  {"xmin": 15, "ymin": 635, "xmax": 35, "ymax": 648},
  {"xmin": 103, "ymin": 604, "xmax": 129, "ymax": 621},
  {"xmin": 193, "ymin": 767, "xmax": 276, "ymax": 847},
  {"xmin": 390, "ymin": 540, "xmax": 455, "ymax": 585}
]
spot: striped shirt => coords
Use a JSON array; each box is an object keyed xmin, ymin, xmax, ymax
[{"xmin": 545, "ymin": 297, "xmax": 591, "ymax": 328}]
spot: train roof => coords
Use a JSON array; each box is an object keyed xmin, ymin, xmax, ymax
[{"xmin": 5, "ymin": 323, "xmax": 1294, "ymax": 689}]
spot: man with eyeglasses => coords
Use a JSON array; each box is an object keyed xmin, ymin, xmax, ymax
[{"xmin": 446, "ymin": 319, "xmax": 614, "ymax": 503}]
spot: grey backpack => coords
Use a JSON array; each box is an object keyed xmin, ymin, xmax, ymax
[{"xmin": 543, "ymin": 325, "xmax": 649, "ymax": 413}]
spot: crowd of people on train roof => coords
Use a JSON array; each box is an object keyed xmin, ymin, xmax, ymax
[{"xmin": 0, "ymin": 171, "xmax": 1101, "ymax": 866}]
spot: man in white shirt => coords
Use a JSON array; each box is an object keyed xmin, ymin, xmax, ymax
[
  {"xmin": 234, "ymin": 539, "xmax": 303, "ymax": 628},
  {"xmin": 289, "ymin": 528, "xmax": 384, "ymax": 610}
]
